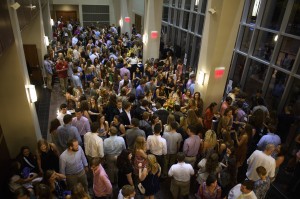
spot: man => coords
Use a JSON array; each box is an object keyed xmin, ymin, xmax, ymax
[
  {"xmin": 56, "ymin": 57, "xmax": 68, "ymax": 94},
  {"xmin": 147, "ymin": 123, "xmax": 167, "ymax": 170},
  {"xmin": 168, "ymin": 152, "xmax": 194, "ymax": 199},
  {"xmin": 89, "ymin": 47, "xmax": 99, "ymax": 64},
  {"xmin": 72, "ymin": 34, "xmax": 79, "ymax": 47},
  {"xmin": 118, "ymin": 74, "xmax": 133, "ymax": 93},
  {"xmin": 125, "ymin": 118, "xmax": 146, "ymax": 149},
  {"xmin": 104, "ymin": 126, "xmax": 126, "ymax": 184},
  {"xmin": 173, "ymin": 105, "xmax": 184, "ymax": 123},
  {"xmin": 228, "ymin": 180, "xmax": 257, "ymax": 199},
  {"xmin": 163, "ymin": 121, "xmax": 183, "ymax": 177},
  {"xmin": 132, "ymin": 99, "xmax": 149, "ymax": 120},
  {"xmin": 43, "ymin": 54, "xmax": 53, "ymax": 90},
  {"xmin": 139, "ymin": 112, "xmax": 153, "ymax": 137},
  {"xmin": 71, "ymin": 68, "xmax": 83, "ymax": 94},
  {"xmin": 154, "ymin": 103, "xmax": 169, "ymax": 125},
  {"xmin": 135, "ymin": 79, "xmax": 146, "ymax": 98},
  {"xmin": 72, "ymin": 108, "xmax": 91, "ymax": 143},
  {"xmin": 84, "ymin": 122, "xmax": 104, "ymax": 164},
  {"xmin": 257, "ymin": 125, "xmax": 281, "ymax": 150},
  {"xmin": 183, "ymin": 124, "xmax": 201, "ymax": 167},
  {"xmin": 116, "ymin": 99, "xmax": 123, "ymax": 114},
  {"xmin": 119, "ymin": 101, "xmax": 133, "ymax": 128},
  {"xmin": 59, "ymin": 138, "xmax": 88, "ymax": 191},
  {"xmin": 246, "ymin": 144, "xmax": 276, "ymax": 181},
  {"xmin": 57, "ymin": 103, "xmax": 71, "ymax": 125},
  {"xmin": 220, "ymin": 96, "xmax": 232, "ymax": 116},
  {"xmin": 144, "ymin": 77, "xmax": 156, "ymax": 94},
  {"xmin": 120, "ymin": 64, "xmax": 131, "ymax": 80},
  {"xmin": 57, "ymin": 114, "xmax": 82, "ymax": 151}
]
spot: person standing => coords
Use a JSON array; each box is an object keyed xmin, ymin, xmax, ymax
[
  {"xmin": 56, "ymin": 57, "xmax": 68, "ymax": 94},
  {"xmin": 59, "ymin": 138, "xmax": 88, "ymax": 192},
  {"xmin": 228, "ymin": 180, "xmax": 257, "ymax": 199},
  {"xmin": 183, "ymin": 124, "xmax": 201, "ymax": 167},
  {"xmin": 168, "ymin": 152, "xmax": 194, "ymax": 199},
  {"xmin": 72, "ymin": 108, "xmax": 91, "ymax": 146},
  {"xmin": 43, "ymin": 54, "xmax": 54, "ymax": 90}
]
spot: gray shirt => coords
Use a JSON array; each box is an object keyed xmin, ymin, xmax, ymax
[
  {"xmin": 125, "ymin": 127, "xmax": 146, "ymax": 149},
  {"xmin": 163, "ymin": 131, "xmax": 183, "ymax": 154},
  {"xmin": 57, "ymin": 124, "xmax": 82, "ymax": 150}
]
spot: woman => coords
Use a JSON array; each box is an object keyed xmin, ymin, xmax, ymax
[
  {"xmin": 202, "ymin": 130, "xmax": 218, "ymax": 158},
  {"xmin": 169, "ymin": 86, "xmax": 182, "ymax": 106},
  {"xmin": 80, "ymin": 100, "xmax": 92, "ymax": 123},
  {"xmin": 16, "ymin": 146, "xmax": 39, "ymax": 175},
  {"xmin": 204, "ymin": 102, "xmax": 218, "ymax": 130},
  {"xmin": 132, "ymin": 67, "xmax": 143, "ymax": 88},
  {"xmin": 110, "ymin": 115, "xmax": 126, "ymax": 136},
  {"xmin": 150, "ymin": 115, "xmax": 162, "ymax": 132},
  {"xmin": 164, "ymin": 114, "xmax": 176, "ymax": 132},
  {"xmin": 165, "ymin": 76, "xmax": 175, "ymax": 98},
  {"xmin": 42, "ymin": 170, "xmax": 68, "ymax": 199},
  {"xmin": 139, "ymin": 154, "xmax": 161, "ymax": 199},
  {"xmin": 133, "ymin": 136, "xmax": 148, "ymax": 176},
  {"xmin": 235, "ymin": 124, "xmax": 252, "ymax": 167},
  {"xmin": 155, "ymin": 84, "xmax": 167, "ymax": 106},
  {"xmin": 71, "ymin": 183, "xmax": 91, "ymax": 199},
  {"xmin": 272, "ymin": 144, "xmax": 287, "ymax": 177},
  {"xmin": 197, "ymin": 153, "xmax": 222, "ymax": 185},
  {"xmin": 88, "ymin": 96, "xmax": 100, "ymax": 123},
  {"xmin": 94, "ymin": 58, "xmax": 101, "ymax": 79},
  {"xmin": 36, "ymin": 139, "xmax": 60, "ymax": 174},
  {"xmin": 194, "ymin": 92, "xmax": 204, "ymax": 117},
  {"xmin": 98, "ymin": 114, "xmax": 109, "ymax": 139},
  {"xmin": 181, "ymin": 89, "xmax": 192, "ymax": 107},
  {"xmin": 197, "ymin": 174, "xmax": 221, "ymax": 199},
  {"xmin": 117, "ymin": 149, "xmax": 134, "ymax": 189},
  {"xmin": 49, "ymin": 118, "xmax": 62, "ymax": 153},
  {"xmin": 217, "ymin": 108, "xmax": 233, "ymax": 142},
  {"xmin": 187, "ymin": 109, "xmax": 203, "ymax": 127}
]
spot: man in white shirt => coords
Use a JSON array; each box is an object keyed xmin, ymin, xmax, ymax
[
  {"xmin": 246, "ymin": 144, "xmax": 276, "ymax": 181},
  {"xmin": 57, "ymin": 103, "xmax": 70, "ymax": 125},
  {"xmin": 147, "ymin": 123, "xmax": 167, "ymax": 170},
  {"xmin": 168, "ymin": 152, "xmax": 194, "ymax": 199},
  {"xmin": 71, "ymin": 34, "xmax": 78, "ymax": 47},
  {"xmin": 84, "ymin": 122, "xmax": 104, "ymax": 164},
  {"xmin": 228, "ymin": 180, "xmax": 257, "ymax": 199},
  {"xmin": 73, "ymin": 45, "xmax": 80, "ymax": 60}
]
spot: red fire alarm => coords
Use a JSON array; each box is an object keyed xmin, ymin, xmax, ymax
[
  {"xmin": 214, "ymin": 67, "xmax": 225, "ymax": 78},
  {"xmin": 124, "ymin": 17, "xmax": 130, "ymax": 23},
  {"xmin": 151, "ymin": 31, "xmax": 159, "ymax": 39}
]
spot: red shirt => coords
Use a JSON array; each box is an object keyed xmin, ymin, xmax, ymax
[{"xmin": 56, "ymin": 61, "xmax": 68, "ymax": 78}]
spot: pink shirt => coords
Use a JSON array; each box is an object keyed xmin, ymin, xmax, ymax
[{"xmin": 93, "ymin": 164, "xmax": 112, "ymax": 197}]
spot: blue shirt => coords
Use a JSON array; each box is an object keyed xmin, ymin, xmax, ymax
[
  {"xmin": 44, "ymin": 60, "xmax": 53, "ymax": 75},
  {"xmin": 257, "ymin": 133, "xmax": 281, "ymax": 150},
  {"xmin": 136, "ymin": 85, "xmax": 145, "ymax": 98},
  {"xmin": 103, "ymin": 136, "xmax": 126, "ymax": 155},
  {"xmin": 59, "ymin": 146, "xmax": 88, "ymax": 175},
  {"xmin": 57, "ymin": 124, "xmax": 82, "ymax": 150}
]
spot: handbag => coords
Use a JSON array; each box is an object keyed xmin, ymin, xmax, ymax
[{"xmin": 138, "ymin": 183, "xmax": 145, "ymax": 194}]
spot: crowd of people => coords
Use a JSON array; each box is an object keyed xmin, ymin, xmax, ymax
[{"xmin": 9, "ymin": 18, "xmax": 300, "ymax": 199}]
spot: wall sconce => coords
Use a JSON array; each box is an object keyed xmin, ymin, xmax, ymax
[
  {"xmin": 143, "ymin": 33, "xmax": 148, "ymax": 45},
  {"xmin": 44, "ymin": 36, "xmax": 49, "ymax": 46},
  {"xmin": 124, "ymin": 17, "xmax": 131, "ymax": 23},
  {"xmin": 50, "ymin": 18, "xmax": 54, "ymax": 26},
  {"xmin": 25, "ymin": 85, "xmax": 37, "ymax": 103},
  {"xmin": 197, "ymin": 71, "xmax": 206, "ymax": 85},
  {"xmin": 151, "ymin": 31, "xmax": 159, "ymax": 39},
  {"xmin": 274, "ymin": 35, "xmax": 278, "ymax": 42},
  {"xmin": 119, "ymin": 18, "xmax": 123, "ymax": 27}
]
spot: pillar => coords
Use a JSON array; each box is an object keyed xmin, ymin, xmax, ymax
[
  {"xmin": 120, "ymin": 0, "xmax": 132, "ymax": 36},
  {"xmin": 142, "ymin": 0, "xmax": 163, "ymax": 62},
  {"xmin": 42, "ymin": 0, "xmax": 53, "ymax": 40},
  {"xmin": 0, "ymin": 0, "xmax": 42, "ymax": 157},
  {"xmin": 195, "ymin": 0, "xmax": 245, "ymax": 108}
]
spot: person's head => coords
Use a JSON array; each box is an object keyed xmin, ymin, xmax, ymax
[
  {"xmin": 134, "ymin": 136, "xmax": 146, "ymax": 151},
  {"xmin": 14, "ymin": 187, "xmax": 30, "ymax": 199},
  {"xmin": 60, "ymin": 103, "xmax": 68, "ymax": 114},
  {"xmin": 187, "ymin": 124, "xmax": 197, "ymax": 135},
  {"xmin": 267, "ymin": 124, "xmax": 277, "ymax": 133},
  {"xmin": 177, "ymin": 152, "xmax": 185, "ymax": 162},
  {"xmin": 142, "ymin": 112, "xmax": 150, "ymax": 120},
  {"xmin": 204, "ymin": 130, "xmax": 217, "ymax": 147},
  {"xmin": 194, "ymin": 92, "xmax": 201, "ymax": 99},
  {"xmin": 91, "ymin": 122, "xmax": 99, "ymax": 133},
  {"xmin": 90, "ymin": 157, "xmax": 101, "ymax": 172},
  {"xmin": 240, "ymin": 180, "xmax": 255, "ymax": 194},
  {"xmin": 170, "ymin": 121, "xmax": 178, "ymax": 131},
  {"xmin": 225, "ymin": 96, "xmax": 232, "ymax": 104},
  {"xmin": 226, "ymin": 145, "xmax": 235, "ymax": 156},
  {"xmin": 154, "ymin": 123, "xmax": 162, "ymax": 134},
  {"xmin": 147, "ymin": 154, "xmax": 159, "ymax": 172},
  {"xmin": 20, "ymin": 146, "xmax": 31, "ymax": 157},
  {"xmin": 109, "ymin": 126, "xmax": 118, "ymax": 136},
  {"xmin": 117, "ymin": 99, "xmax": 123, "ymax": 109},
  {"xmin": 205, "ymin": 153, "xmax": 219, "ymax": 173},
  {"xmin": 44, "ymin": 170, "xmax": 57, "ymax": 183},
  {"xmin": 206, "ymin": 174, "xmax": 218, "ymax": 188},
  {"xmin": 256, "ymin": 166, "xmax": 267, "ymax": 179},
  {"xmin": 117, "ymin": 149, "xmax": 132, "ymax": 168},
  {"xmin": 141, "ymin": 99, "xmax": 148, "ymax": 107},
  {"xmin": 63, "ymin": 114, "xmax": 73, "ymax": 125},
  {"xmin": 67, "ymin": 138, "xmax": 79, "ymax": 152},
  {"xmin": 131, "ymin": 118, "xmax": 139, "ymax": 127},
  {"xmin": 121, "ymin": 185, "xmax": 136, "ymax": 198},
  {"xmin": 72, "ymin": 183, "xmax": 89, "ymax": 198},
  {"xmin": 99, "ymin": 113, "xmax": 106, "ymax": 124},
  {"xmin": 49, "ymin": 118, "xmax": 60, "ymax": 132},
  {"xmin": 123, "ymin": 101, "xmax": 132, "ymax": 111},
  {"xmin": 264, "ymin": 144, "xmax": 275, "ymax": 155},
  {"xmin": 36, "ymin": 183, "xmax": 51, "ymax": 199},
  {"xmin": 256, "ymin": 89, "xmax": 263, "ymax": 97},
  {"xmin": 37, "ymin": 139, "xmax": 49, "ymax": 153},
  {"xmin": 208, "ymin": 102, "xmax": 217, "ymax": 111},
  {"xmin": 167, "ymin": 114, "xmax": 175, "ymax": 125},
  {"xmin": 113, "ymin": 115, "xmax": 121, "ymax": 124},
  {"xmin": 257, "ymin": 97, "xmax": 264, "ymax": 105},
  {"xmin": 44, "ymin": 54, "xmax": 49, "ymax": 60},
  {"xmin": 224, "ymin": 107, "xmax": 232, "ymax": 117},
  {"xmin": 155, "ymin": 102, "xmax": 162, "ymax": 109},
  {"xmin": 74, "ymin": 107, "xmax": 82, "ymax": 120}
]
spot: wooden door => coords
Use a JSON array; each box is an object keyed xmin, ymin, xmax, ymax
[
  {"xmin": 23, "ymin": 44, "xmax": 43, "ymax": 83},
  {"xmin": 56, "ymin": 11, "xmax": 77, "ymax": 23},
  {"xmin": 135, "ymin": 14, "xmax": 142, "ymax": 34}
]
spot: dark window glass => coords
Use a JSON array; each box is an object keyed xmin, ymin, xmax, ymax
[
  {"xmin": 286, "ymin": 1, "xmax": 300, "ymax": 36},
  {"xmin": 239, "ymin": 25, "xmax": 254, "ymax": 53},
  {"xmin": 253, "ymin": 30, "xmax": 276, "ymax": 62}
]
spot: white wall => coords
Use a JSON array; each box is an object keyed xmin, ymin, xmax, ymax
[{"xmin": 131, "ymin": 0, "xmax": 144, "ymax": 16}]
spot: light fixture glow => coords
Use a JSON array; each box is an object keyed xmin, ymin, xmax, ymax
[
  {"xmin": 44, "ymin": 36, "xmax": 49, "ymax": 46},
  {"xmin": 119, "ymin": 18, "xmax": 123, "ymax": 27},
  {"xmin": 195, "ymin": 0, "xmax": 199, "ymax": 6},
  {"xmin": 25, "ymin": 85, "xmax": 37, "ymax": 103},
  {"xmin": 197, "ymin": 71, "xmax": 206, "ymax": 85},
  {"xmin": 50, "ymin": 18, "xmax": 54, "ymax": 26},
  {"xmin": 252, "ymin": 0, "xmax": 261, "ymax": 17},
  {"xmin": 143, "ymin": 33, "xmax": 148, "ymax": 45},
  {"xmin": 274, "ymin": 35, "xmax": 278, "ymax": 42}
]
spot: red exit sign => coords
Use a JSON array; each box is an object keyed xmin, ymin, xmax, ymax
[{"xmin": 215, "ymin": 67, "xmax": 225, "ymax": 78}]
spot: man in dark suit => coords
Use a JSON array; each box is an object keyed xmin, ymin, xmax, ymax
[
  {"xmin": 132, "ymin": 99, "xmax": 149, "ymax": 120},
  {"xmin": 119, "ymin": 101, "xmax": 132, "ymax": 129},
  {"xmin": 154, "ymin": 102, "xmax": 169, "ymax": 125}
]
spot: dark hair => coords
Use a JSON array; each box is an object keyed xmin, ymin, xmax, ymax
[
  {"xmin": 60, "ymin": 103, "xmax": 67, "ymax": 109},
  {"xmin": 205, "ymin": 153, "xmax": 219, "ymax": 173},
  {"xmin": 257, "ymin": 97, "xmax": 264, "ymax": 105},
  {"xmin": 154, "ymin": 123, "xmax": 162, "ymax": 134},
  {"xmin": 225, "ymin": 96, "xmax": 232, "ymax": 102},
  {"xmin": 14, "ymin": 187, "xmax": 30, "ymax": 198},
  {"xmin": 174, "ymin": 104, "xmax": 181, "ymax": 112},
  {"xmin": 170, "ymin": 121, "xmax": 178, "ymax": 130},
  {"xmin": 44, "ymin": 54, "xmax": 49, "ymax": 60},
  {"xmin": 242, "ymin": 180, "xmax": 255, "ymax": 191},
  {"xmin": 208, "ymin": 102, "xmax": 217, "ymax": 111},
  {"xmin": 131, "ymin": 118, "xmax": 139, "ymax": 127},
  {"xmin": 117, "ymin": 149, "xmax": 132, "ymax": 168},
  {"xmin": 141, "ymin": 99, "xmax": 149, "ymax": 107},
  {"xmin": 91, "ymin": 157, "xmax": 101, "ymax": 167},
  {"xmin": 91, "ymin": 122, "xmax": 99, "ymax": 132},
  {"xmin": 110, "ymin": 126, "xmax": 118, "ymax": 136},
  {"xmin": 36, "ymin": 183, "xmax": 51, "ymax": 199},
  {"xmin": 206, "ymin": 174, "xmax": 217, "ymax": 186},
  {"xmin": 63, "ymin": 114, "xmax": 73, "ymax": 124},
  {"xmin": 224, "ymin": 107, "xmax": 232, "ymax": 116},
  {"xmin": 75, "ymin": 107, "xmax": 82, "ymax": 113},
  {"xmin": 187, "ymin": 124, "xmax": 197, "ymax": 134},
  {"xmin": 177, "ymin": 152, "xmax": 185, "ymax": 162},
  {"xmin": 123, "ymin": 101, "xmax": 131, "ymax": 110},
  {"xmin": 49, "ymin": 118, "xmax": 60, "ymax": 132},
  {"xmin": 67, "ymin": 138, "xmax": 78, "ymax": 148}
]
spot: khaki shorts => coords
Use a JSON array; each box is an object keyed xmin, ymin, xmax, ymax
[{"xmin": 170, "ymin": 178, "xmax": 190, "ymax": 198}]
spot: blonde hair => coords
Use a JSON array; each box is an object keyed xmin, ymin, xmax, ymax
[
  {"xmin": 147, "ymin": 154, "xmax": 159, "ymax": 174},
  {"xmin": 204, "ymin": 130, "xmax": 217, "ymax": 148},
  {"xmin": 134, "ymin": 136, "xmax": 146, "ymax": 151}
]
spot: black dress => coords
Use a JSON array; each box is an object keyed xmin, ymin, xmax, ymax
[
  {"xmin": 141, "ymin": 170, "xmax": 160, "ymax": 196},
  {"xmin": 40, "ymin": 146, "xmax": 59, "ymax": 172},
  {"xmin": 117, "ymin": 163, "xmax": 133, "ymax": 189}
]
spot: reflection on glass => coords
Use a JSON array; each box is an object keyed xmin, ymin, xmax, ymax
[
  {"xmin": 253, "ymin": 30, "xmax": 276, "ymax": 61},
  {"xmin": 170, "ymin": 8, "xmax": 174, "ymax": 24},
  {"xmin": 181, "ymin": 31, "xmax": 187, "ymax": 58},
  {"xmin": 232, "ymin": 54, "xmax": 247, "ymax": 88},
  {"xmin": 185, "ymin": 0, "xmax": 191, "ymax": 10},
  {"xmin": 276, "ymin": 37, "xmax": 299, "ymax": 71},
  {"xmin": 261, "ymin": 0, "xmax": 288, "ymax": 31},
  {"xmin": 201, "ymin": 0, "xmax": 208, "ymax": 13},
  {"xmin": 240, "ymin": 26, "xmax": 254, "ymax": 52},
  {"xmin": 178, "ymin": 0, "xmax": 182, "ymax": 8},
  {"xmin": 183, "ymin": 11, "xmax": 189, "ymax": 29},
  {"xmin": 176, "ymin": 10, "xmax": 181, "ymax": 26},
  {"xmin": 197, "ymin": 15, "xmax": 205, "ymax": 35},
  {"xmin": 286, "ymin": 1, "xmax": 300, "ymax": 36},
  {"xmin": 285, "ymin": 78, "xmax": 300, "ymax": 116},
  {"xmin": 186, "ymin": 34, "xmax": 194, "ymax": 66},
  {"xmin": 163, "ymin": 0, "xmax": 170, "ymax": 5},
  {"xmin": 193, "ymin": 37, "xmax": 201, "ymax": 67},
  {"xmin": 190, "ymin": 14, "xmax": 197, "ymax": 32},
  {"xmin": 162, "ymin": 7, "xmax": 169, "ymax": 22},
  {"xmin": 265, "ymin": 69, "xmax": 288, "ymax": 110},
  {"xmin": 247, "ymin": 0, "xmax": 262, "ymax": 24},
  {"xmin": 244, "ymin": 59, "xmax": 268, "ymax": 97},
  {"xmin": 194, "ymin": 0, "xmax": 199, "ymax": 12}
]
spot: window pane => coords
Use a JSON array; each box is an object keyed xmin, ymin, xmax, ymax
[
  {"xmin": 172, "ymin": 0, "xmax": 176, "ymax": 7},
  {"xmin": 183, "ymin": 11, "xmax": 190, "ymax": 29},
  {"xmin": 176, "ymin": 10, "xmax": 181, "ymax": 26},
  {"xmin": 265, "ymin": 69, "xmax": 288, "ymax": 110},
  {"xmin": 170, "ymin": 8, "xmax": 174, "ymax": 23},
  {"xmin": 232, "ymin": 54, "xmax": 247, "ymax": 88},
  {"xmin": 163, "ymin": 0, "xmax": 170, "ymax": 5},
  {"xmin": 181, "ymin": 31, "xmax": 187, "ymax": 58},
  {"xmin": 253, "ymin": 30, "xmax": 276, "ymax": 62},
  {"xmin": 201, "ymin": 0, "xmax": 208, "ymax": 13},
  {"xmin": 261, "ymin": 0, "xmax": 288, "ymax": 31},
  {"xmin": 285, "ymin": 78, "xmax": 300, "ymax": 116},
  {"xmin": 244, "ymin": 59, "xmax": 268, "ymax": 95},
  {"xmin": 239, "ymin": 26, "xmax": 254, "ymax": 53},
  {"xmin": 178, "ymin": 0, "xmax": 182, "ymax": 8},
  {"xmin": 276, "ymin": 37, "xmax": 300, "ymax": 71},
  {"xmin": 162, "ymin": 7, "xmax": 169, "ymax": 22},
  {"xmin": 194, "ymin": 0, "xmax": 199, "ymax": 12},
  {"xmin": 286, "ymin": 1, "xmax": 300, "ymax": 36},
  {"xmin": 185, "ymin": 0, "xmax": 191, "ymax": 10},
  {"xmin": 191, "ymin": 13, "xmax": 197, "ymax": 32},
  {"xmin": 193, "ymin": 36, "xmax": 201, "ymax": 68},
  {"xmin": 186, "ymin": 34, "xmax": 194, "ymax": 65},
  {"xmin": 246, "ymin": 0, "xmax": 263, "ymax": 24},
  {"xmin": 197, "ymin": 15, "xmax": 205, "ymax": 35}
]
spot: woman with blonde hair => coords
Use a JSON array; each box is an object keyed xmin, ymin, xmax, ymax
[
  {"xmin": 139, "ymin": 154, "xmax": 161, "ymax": 199},
  {"xmin": 202, "ymin": 130, "xmax": 218, "ymax": 157},
  {"xmin": 133, "ymin": 136, "xmax": 148, "ymax": 176},
  {"xmin": 164, "ymin": 113, "xmax": 176, "ymax": 132}
]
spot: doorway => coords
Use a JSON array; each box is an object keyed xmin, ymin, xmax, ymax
[
  {"xmin": 23, "ymin": 44, "xmax": 43, "ymax": 84},
  {"xmin": 135, "ymin": 14, "xmax": 142, "ymax": 34},
  {"xmin": 56, "ymin": 11, "xmax": 77, "ymax": 23}
]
